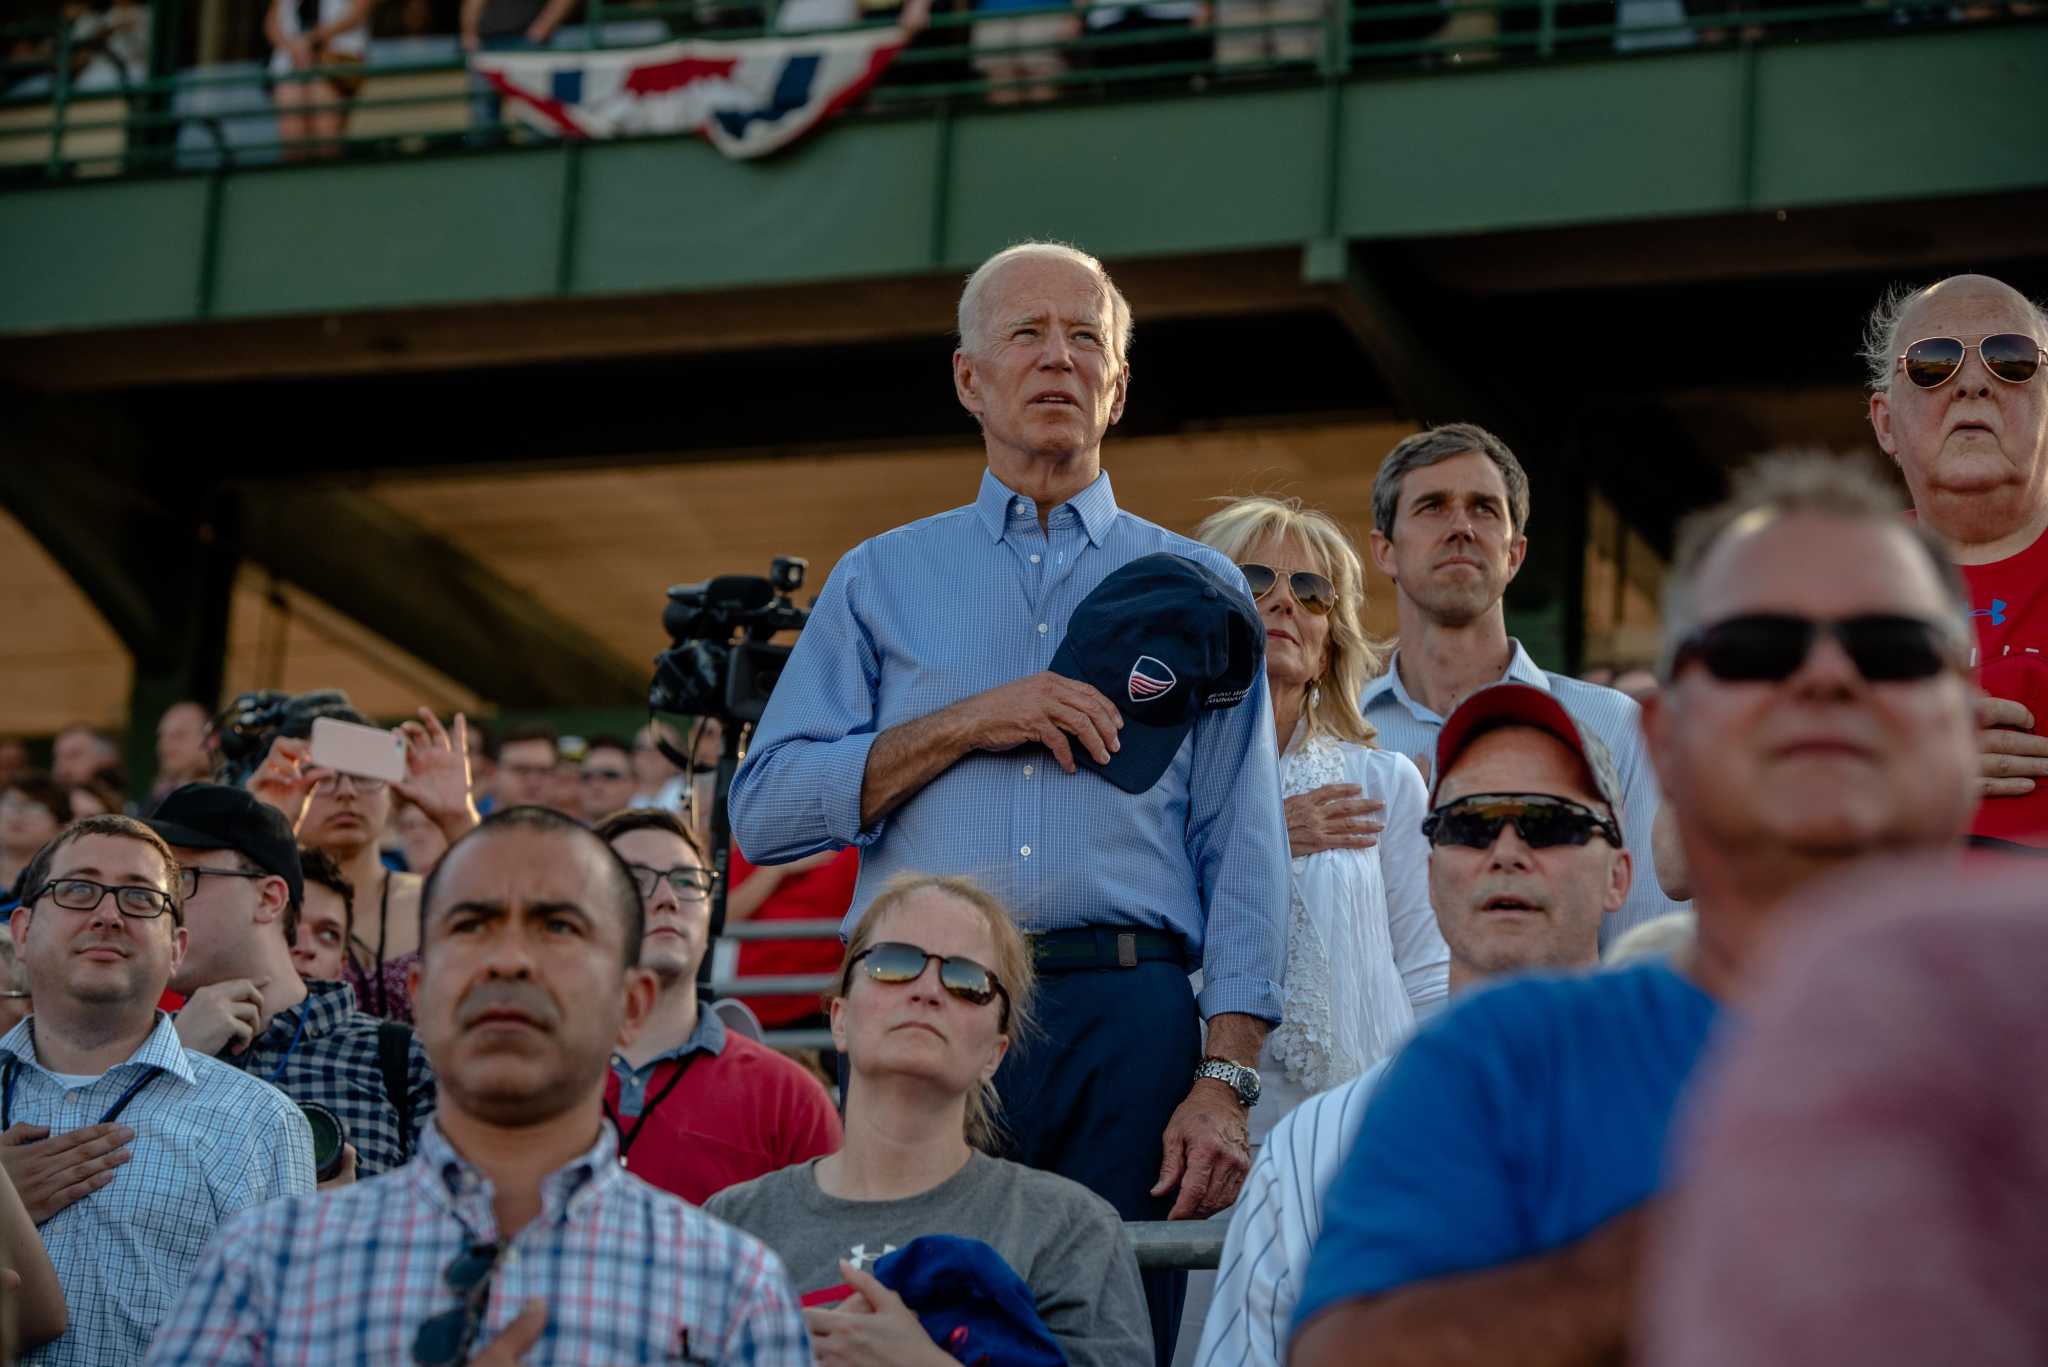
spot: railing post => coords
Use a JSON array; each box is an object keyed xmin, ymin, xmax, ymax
[
  {"xmin": 591, "ymin": 0, "xmax": 606, "ymax": 49},
  {"xmin": 47, "ymin": 17, "xmax": 72, "ymax": 179},
  {"xmin": 1538, "ymin": 0, "xmax": 1555, "ymax": 56}
]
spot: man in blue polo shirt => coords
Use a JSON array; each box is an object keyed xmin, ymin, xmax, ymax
[{"xmin": 1293, "ymin": 455, "xmax": 1982, "ymax": 1366}]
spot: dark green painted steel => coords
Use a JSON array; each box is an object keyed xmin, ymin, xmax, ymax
[{"xmin": 2, "ymin": 24, "xmax": 2043, "ymax": 337}]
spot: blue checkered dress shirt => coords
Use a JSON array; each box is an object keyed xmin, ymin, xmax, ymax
[
  {"xmin": 1362, "ymin": 642, "xmax": 1690, "ymax": 944},
  {"xmin": 0, "ymin": 1014, "xmax": 315, "ymax": 1367},
  {"xmin": 730, "ymin": 468, "xmax": 1292, "ymax": 1021},
  {"xmin": 227, "ymin": 978, "xmax": 435, "ymax": 1176},
  {"xmin": 144, "ymin": 1118, "xmax": 811, "ymax": 1366}
]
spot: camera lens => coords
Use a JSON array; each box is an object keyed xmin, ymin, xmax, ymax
[{"xmin": 299, "ymin": 1102, "xmax": 347, "ymax": 1181}]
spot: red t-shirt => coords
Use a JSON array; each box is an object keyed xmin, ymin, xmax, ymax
[
  {"xmin": 1961, "ymin": 530, "xmax": 2048, "ymax": 845},
  {"xmin": 728, "ymin": 847, "xmax": 858, "ymax": 1027},
  {"xmin": 605, "ymin": 1030, "xmax": 842, "ymax": 1206}
]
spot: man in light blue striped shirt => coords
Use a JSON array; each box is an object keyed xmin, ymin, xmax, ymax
[
  {"xmin": 1, "ymin": 815, "xmax": 313, "ymax": 1367},
  {"xmin": 1361, "ymin": 423, "xmax": 1687, "ymax": 943},
  {"xmin": 731, "ymin": 241, "xmax": 1290, "ymax": 1367}
]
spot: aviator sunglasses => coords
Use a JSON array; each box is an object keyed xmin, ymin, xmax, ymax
[
  {"xmin": 1897, "ymin": 334, "xmax": 2046, "ymax": 389},
  {"xmin": 1422, "ymin": 793, "xmax": 1622, "ymax": 851},
  {"xmin": 845, "ymin": 942, "xmax": 1011, "ymax": 1027},
  {"xmin": 1238, "ymin": 563, "xmax": 1338, "ymax": 615},
  {"xmin": 1666, "ymin": 613, "xmax": 1959, "ymax": 686}
]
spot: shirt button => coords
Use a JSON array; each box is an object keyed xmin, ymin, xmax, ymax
[
  {"xmin": 1029, "ymin": 554, "xmax": 1041, "ymax": 565},
  {"xmin": 1022, "ymin": 765, "xmax": 1034, "ymax": 778},
  {"xmin": 1019, "ymin": 845, "xmax": 1032, "ymax": 858},
  {"xmin": 1037, "ymin": 623, "xmax": 1049, "ymax": 635}
]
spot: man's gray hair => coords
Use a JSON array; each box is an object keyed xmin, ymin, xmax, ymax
[
  {"xmin": 1370, "ymin": 422, "xmax": 1531, "ymax": 540},
  {"xmin": 956, "ymin": 242, "xmax": 1133, "ymax": 366},
  {"xmin": 1859, "ymin": 276, "xmax": 2048, "ymax": 394},
  {"xmin": 1658, "ymin": 452, "xmax": 1971, "ymax": 675}
]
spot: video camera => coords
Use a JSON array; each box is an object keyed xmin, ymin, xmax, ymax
[
  {"xmin": 210, "ymin": 689, "xmax": 359, "ymax": 787},
  {"xmin": 649, "ymin": 556, "xmax": 809, "ymax": 726}
]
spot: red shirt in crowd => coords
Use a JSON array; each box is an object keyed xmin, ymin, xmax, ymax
[
  {"xmin": 603, "ymin": 1008, "xmax": 842, "ymax": 1206},
  {"xmin": 727, "ymin": 846, "xmax": 858, "ymax": 1027},
  {"xmin": 1960, "ymin": 527, "xmax": 2048, "ymax": 846}
]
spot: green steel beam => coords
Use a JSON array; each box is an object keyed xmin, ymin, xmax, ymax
[{"xmin": 2, "ymin": 24, "xmax": 2044, "ymax": 337}]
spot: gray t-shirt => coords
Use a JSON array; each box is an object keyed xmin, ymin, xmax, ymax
[{"xmin": 706, "ymin": 1152, "xmax": 1153, "ymax": 1367}]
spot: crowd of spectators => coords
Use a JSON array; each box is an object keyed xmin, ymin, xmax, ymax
[{"xmin": 0, "ymin": 248, "xmax": 2040, "ymax": 1363}]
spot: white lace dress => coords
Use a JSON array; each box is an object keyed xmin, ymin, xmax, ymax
[{"xmin": 1250, "ymin": 729, "xmax": 1449, "ymax": 1144}]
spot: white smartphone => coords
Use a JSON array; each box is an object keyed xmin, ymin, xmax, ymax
[{"xmin": 309, "ymin": 717, "xmax": 407, "ymax": 785}]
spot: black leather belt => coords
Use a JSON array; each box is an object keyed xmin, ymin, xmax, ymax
[{"xmin": 1031, "ymin": 928, "xmax": 1188, "ymax": 973}]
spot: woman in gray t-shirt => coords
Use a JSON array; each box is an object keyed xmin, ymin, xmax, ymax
[{"xmin": 706, "ymin": 874, "xmax": 1152, "ymax": 1367}]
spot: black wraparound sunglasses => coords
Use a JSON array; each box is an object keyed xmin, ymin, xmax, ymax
[
  {"xmin": 1666, "ymin": 613, "xmax": 1960, "ymax": 686},
  {"xmin": 1422, "ymin": 793, "xmax": 1623, "ymax": 851},
  {"xmin": 845, "ymin": 941, "xmax": 1010, "ymax": 1028}
]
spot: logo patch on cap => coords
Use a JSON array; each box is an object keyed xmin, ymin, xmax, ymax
[{"xmin": 1128, "ymin": 656, "xmax": 1178, "ymax": 702}]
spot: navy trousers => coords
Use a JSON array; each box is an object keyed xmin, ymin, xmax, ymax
[{"xmin": 993, "ymin": 961, "xmax": 1203, "ymax": 1367}]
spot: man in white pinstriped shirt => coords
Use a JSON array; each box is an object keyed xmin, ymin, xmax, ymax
[
  {"xmin": 1194, "ymin": 683, "xmax": 1629, "ymax": 1367},
  {"xmin": 1360, "ymin": 422, "xmax": 1685, "ymax": 946},
  {"xmin": 1, "ymin": 815, "xmax": 314, "ymax": 1367}
]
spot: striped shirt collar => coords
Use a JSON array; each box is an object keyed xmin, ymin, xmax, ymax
[
  {"xmin": 971, "ymin": 466, "xmax": 1120, "ymax": 547},
  {"xmin": 410, "ymin": 1115, "xmax": 624, "ymax": 1239},
  {"xmin": 0, "ymin": 1011, "xmax": 197, "ymax": 1086},
  {"xmin": 1365, "ymin": 638, "xmax": 1551, "ymax": 723}
]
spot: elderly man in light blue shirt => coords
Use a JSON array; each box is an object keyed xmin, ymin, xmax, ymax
[
  {"xmin": 731, "ymin": 240, "xmax": 1290, "ymax": 1367},
  {"xmin": 1361, "ymin": 422, "xmax": 1686, "ymax": 943}
]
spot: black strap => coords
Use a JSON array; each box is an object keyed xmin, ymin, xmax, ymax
[
  {"xmin": 603, "ymin": 1052, "xmax": 701, "ymax": 1161},
  {"xmin": 378, "ymin": 1021, "xmax": 415, "ymax": 1162},
  {"xmin": 3, "ymin": 1057, "xmax": 164, "ymax": 1130}
]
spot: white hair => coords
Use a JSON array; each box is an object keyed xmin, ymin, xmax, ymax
[
  {"xmin": 1602, "ymin": 911, "xmax": 1695, "ymax": 966},
  {"xmin": 1859, "ymin": 275, "xmax": 2048, "ymax": 394},
  {"xmin": 956, "ymin": 241, "xmax": 1133, "ymax": 365}
]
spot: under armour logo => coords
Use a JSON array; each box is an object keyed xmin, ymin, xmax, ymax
[
  {"xmin": 1128, "ymin": 656, "xmax": 1177, "ymax": 702},
  {"xmin": 1971, "ymin": 599, "xmax": 2009, "ymax": 627},
  {"xmin": 846, "ymin": 1243, "xmax": 897, "ymax": 1271}
]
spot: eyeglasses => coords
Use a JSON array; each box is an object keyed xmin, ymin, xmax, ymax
[
  {"xmin": 312, "ymin": 772, "xmax": 386, "ymax": 795},
  {"xmin": 626, "ymin": 863, "xmax": 717, "ymax": 904},
  {"xmin": 845, "ymin": 941, "xmax": 1011, "ymax": 1027},
  {"xmin": 581, "ymin": 768, "xmax": 631, "ymax": 784},
  {"xmin": 1238, "ymin": 563, "xmax": 1337, "ymax": 616},
  {"xmin": 1897, "ymin": 334, "xmax": 2046, "ymax": 389},
  {"xmin": 1667, "ymin": 613, "xmax": 1960, "ymax": 686},
  {"xmin": 177, "ymin": 865, "xmax": 272, "ymax": 901},
  {"xmin": 1422, "ymin": 793, "xmax": 1622, "ymax": 851},
  {"xmin": 31, "ymin": 877, "xmax": 177, "ymax": 920},
  {"xmin": 411, "ymin": 1242, "xmax": 501, "ymax": 1367}
]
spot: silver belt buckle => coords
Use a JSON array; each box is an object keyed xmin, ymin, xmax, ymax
[{"xmin": 1117, "ymin": 933, "xmax": 1137, "ymax": 969}]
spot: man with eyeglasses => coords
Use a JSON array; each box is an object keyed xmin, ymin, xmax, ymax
[
  {"xmin": 1363, "ymin": 422, "xmax": 1685, "ymax": 944},
  {"xmin": 1865, "ymin": 272, "xmax": 2048, "ymax": 850},
  {"xmin": 1, "ymin": 814, "xmax": 313, "ymax": 1367},
  {"xmin": 592, "ymin": 809, "xmax": 840, "ymax": 1205},
  {"xmin": 147, "ymin": 805, "xmax": 809, "ymax": 1366},
  {"xmin": 1291, "ymin": 454, "xmax": 1981, "ymax": 1367},
  {"xmin": 148, "ymin": 783, "xmax": 437, "ymax": 1180},
  {"xmin": 1195, "ymin": 681, "xmax": 1630, "ymax": 1367},
  {"xmin": 577, "ymin": 736, "xmax": 640, "ymax": 824}
]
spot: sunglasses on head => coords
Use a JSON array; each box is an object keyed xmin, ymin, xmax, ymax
[
  {"xmin": 1667, "ymin": 613, "xmax": 1959, "ymax": 686},
  {"xmin": 1422, "ymin": 793, "xmax": 1622, "ymax": 851},
  {"xmin": 846, "ymin": 941, "xmax": 1010, "ymax": 1027},
  {"xmin": 1238, "ymin": 563, "xmax": 1337, "ymax": 616},
  {"xmin": 1897, "ymin": 334, "xmax": 2046, "ymax": 389}
]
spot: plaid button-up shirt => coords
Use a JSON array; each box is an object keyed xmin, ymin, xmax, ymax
[
  {"xmin": 0, "ymin": 1015, "xmax": 315, "ymax": 1367},
  {"xmin": 145, "ymin": 1117, "xmax": 813, "ymax": 1366},
  {"xmin": 227, "ymin": 978, "xmax": 436, "ymax": 1176}
]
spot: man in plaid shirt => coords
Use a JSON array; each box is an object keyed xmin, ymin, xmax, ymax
[
  {"xmin": 148, "ymin": 783, "xmax": 435, "ymax": 1177},
  {"xmin": 148, "ymin": 806, "xmax": 811, "ymax": 1366}
]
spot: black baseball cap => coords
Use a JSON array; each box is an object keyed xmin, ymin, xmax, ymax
[
  {"xmin": 145, "ymin": 783, "xmax": 305, "ymax": 907},
  {"xmin": 1048, "ymin": 553, "xmax": 1265, "ymax": 795}
]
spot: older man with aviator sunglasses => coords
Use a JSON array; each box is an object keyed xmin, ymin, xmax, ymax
[
  {"xmin": 1866, "ymin": 273, "xmax": 2048, "ymax": 849},
  {"xmin": 1291, "ymin": 454, "xmax": 1981, "ymax": 1367}
]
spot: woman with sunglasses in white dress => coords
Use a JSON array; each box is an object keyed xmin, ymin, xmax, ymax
[
  {"xmin": 1196, "ymin": 496, "xmax": 1449, "ymax": 1140},
  {"xmin": 707, "ymin": 874, "xmax": 1152, "ymax": 1367}
]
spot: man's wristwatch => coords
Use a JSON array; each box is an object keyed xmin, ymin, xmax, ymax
[{"xmin": 1195, "ymin": 1057, "xmax": 1261, "ymax": 1108}]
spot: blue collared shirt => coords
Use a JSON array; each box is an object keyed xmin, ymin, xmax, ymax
[
  {"xmin": 1, "ymin": 1014, "xmax": 314, "ymax": 1367},
  {"xmin": 1362, "ymin": 642, "xmax": 1687, "ymax": 944},
  {"xmin": 611, "ymin": 1007, "xmax": 725, "ymax": 1119},
  {"xmin": 731, "ymin": 468, "xmax": 1291, "ymax": 1021}
]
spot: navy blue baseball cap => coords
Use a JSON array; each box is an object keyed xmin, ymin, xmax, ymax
[{"xmin": 1048, "ymin": 552, "xmax": 1265, "ymax": 795}]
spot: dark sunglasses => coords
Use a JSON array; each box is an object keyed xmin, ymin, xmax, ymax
[
  {"xmin": 1667, "ymin": 613, "xmax": 1959, "ymax": 685},
  {"xmin": 846, "ymin": 942, "xmax": 1010, "ymax": 1026},
  {"xmin": 1422, "ymin": 793, "xmax": 1622, "ymax": 851},
  {"xmin": 411, "ymin": 1242, "xmax": 502, "ymax": 1367},
  {"xmin": 1897, "ymin": 334, "xmax": 2046, "ymax": 389},
  {"xmin": 1238, "ymin": 563, "xmax": 1337, "ymax": 616}
]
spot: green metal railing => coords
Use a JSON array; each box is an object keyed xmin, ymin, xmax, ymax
[{"xmin": 0, "ymin": 1, "xmax": 2030, "ymax": 179}]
